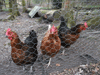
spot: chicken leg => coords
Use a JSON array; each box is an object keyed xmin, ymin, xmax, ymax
[
  {"xmin": 29, "ymin": 65, "xmax": 33, "ymax": 73},
  {"xmin": 23, "ymin": 65, "xmax": 25, "ymax": 71},
  {"xmin": 47, "ymin": 58, "xmax": 52, "ymax": 68},
  {"xmin": 62, "ymin": 49, "xmax": 65, "ymax": 55},
  {"xmin": 61, "ymin": 47, "xmax": 66, "ymax": 55}
]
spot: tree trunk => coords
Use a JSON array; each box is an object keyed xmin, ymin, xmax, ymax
[
  {"xmin": 52, "ymin": 0, "xmax": 62, "ymax": 9},
  {"xmin": 38, "ymin": 9, "xmax": 61, "ymax": 23},
  {"xmin": 22, "ymin": 0, "xmax": 27, "ymax": 13},
  {"xmin": 8, "ymin": 0, "xmax": 20, "ymax": 20},
  {"xmin": 9, "ymin": 0, "xmax": 12, "ymax": 12},
  {"xmin": 62, "ymin": 0, "xmax": 75, "ymax": 28},
  {"xmin": 87, "ymin": 16, "xmax": 100, "ymax": 29},
  {"xmin": 13, "ymin": 0, "xmax": 20, "ymax": 16},
  {"xmin": 0, "ymin": 0, "xmax": 3, "ymax": 12},
  {"xmin": 27, "ymin": 0, "xmax": 31, "ymax": 8},
  {"xmin": 3, "ymin": 0, "xmax": 6, "ymax": 9}
]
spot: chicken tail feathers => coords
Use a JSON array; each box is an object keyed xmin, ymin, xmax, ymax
[
  {"xmin": 60, "ymin": 16, "xmax": 69, "ymax": 29},
  {"xmin": 48, "ymin": 24, "xmax": 51, "ymax": 30},
  {"xmin": 29, "ymin": 30, "xmax": 37, "ymax": 37},
  {"xmin": 60, "ymin": 16, "xmax": 65, "ymax": 22}
]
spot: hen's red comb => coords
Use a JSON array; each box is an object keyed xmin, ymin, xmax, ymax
[
  {"xmin": 6, "ymin": 28, "xmax": 11, "ymax": 36},
  {"xmin": 52, "ymin": 25, "xmax": 55, "ymax": 28},
  {"xmin": 84, "ymin": 22, "xmax": 88, "ymax": 28}
]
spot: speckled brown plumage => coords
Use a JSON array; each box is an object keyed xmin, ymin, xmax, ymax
[
  {"xmin": 40, "ymin": 31, "xmax": 61, "ymax": 57},
  {"xmin": 9, "ymin": 31, "xmax": 37, "ymax": 66}
]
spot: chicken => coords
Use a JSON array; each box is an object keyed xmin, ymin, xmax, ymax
[
  {"xmin": 24, "ymin": 30, "xmax": 38, "ymax": 50},
  {"xmin": 40, "ymin": 25, "xmax": 61, "ymax": 68},
  {"xmin": 6, "ymin": 28, "xmax": 38, "ymax": 72},
  {"xmin": 58, "ymin": 16, "xmax": 88, "ymax": 55},
  {"xmin": 42, "ymin": 14, "xmax": 54, "ymax": 23}
]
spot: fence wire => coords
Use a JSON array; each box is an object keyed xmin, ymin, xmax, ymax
[{"xmin": 0, "ymin": 0, "xmax": 100, "ymax": 75}]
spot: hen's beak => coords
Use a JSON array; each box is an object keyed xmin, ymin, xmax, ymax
[{"xmin": 84, "ymin": 22, "xmax": 88, "ymax": 28}]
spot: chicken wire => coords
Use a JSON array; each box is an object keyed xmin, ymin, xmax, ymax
[{"xmin": 0, "ymin": 0, "xmax": 100, "ymax": 75}]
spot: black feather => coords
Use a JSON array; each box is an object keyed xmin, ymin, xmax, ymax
[
  {"xmin": 25, "ymin": 30, "xmax": 38, "ymax": 48},
  {"xmin": 58, "ymin": 16, "xmax": 84, "ymax": 48},
  {"xmin": 58, "ymin": 16, "xmax": 69, "ymax": 47},
  {"xmin": 24, "ymin": 30, "xmax": 38, "ymax": 63}
]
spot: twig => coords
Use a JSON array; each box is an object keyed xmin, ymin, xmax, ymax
[
  {"xmin": 74, "ymin": 9, "xmax": 79, "ymax": 24},
  {"xmin": 87, "ymin": 31, "xmax": 100, "ymax": 34}
]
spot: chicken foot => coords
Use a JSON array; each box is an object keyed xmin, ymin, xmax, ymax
[
  {"xmin": 47, "ymin": 58, "xmax": 51, "ymax": 68},
  {"xmin": 23, "ymin": 65, "xmax": 25, "ymax": 71},
  {"xmin": 62, "ymin": 49, "xmax": 65, "ymax": 55},
  {"xmin": 29, "ymin": 65, "xmax": 34, "ymax": 73},
  {"xmin": 61, "ymin": 47, "xmax": 67, "ymax": 55}
]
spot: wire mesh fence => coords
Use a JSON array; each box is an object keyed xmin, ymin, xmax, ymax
[{"xmin": 0, "ymin": 0, "xmax": 100, "ymax": 75}]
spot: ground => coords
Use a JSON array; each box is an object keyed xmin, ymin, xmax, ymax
[{"xmin": 0, "ymin": 10, "xmax": 100, "ymax": 75}]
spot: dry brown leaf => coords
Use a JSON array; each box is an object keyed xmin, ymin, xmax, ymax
[
  {"xmin": 65, "ymin": 68, "xmax": 68, "ymax": 70},
  {"xmin": 95, "ymin": 67, "xmax": 99, "ymax": 71},
  {"xmin": 56, "ymin": 63, "xmax": 60, "ymax": 66},
  {"xmin": 17, "ymin": 23, "xmax": 20, "ymax": 24},
  {"xmin": 68, "ymin": 69, "xmax": 71, "ymax": 71}
]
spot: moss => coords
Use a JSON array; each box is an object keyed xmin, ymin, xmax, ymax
[
  {"xmin": 12, "ymin": 0, "xmax": 20, "ymax": 16},
  {"xmin": 41, "ymin": 7, "xmax": 51, "ymax": 10},
  {"xmin": 7, "ymin": 15, "xmax": 15, "ymax": 20},
  {"xmin": 82, "ymin": 15, "xmax": 87, "ymax": 19},
  {"xmin": 15, "ymin": 11, "xmax": 20, "ymax": 16},
  {"xmin": 9, "ymin": 0, "xmax": 12, "ymax": 12},
  {"xmin": 61, "ymin": 10, "xmax": 75, "ymax": 28},
  {"xmin": 38, "ymin": 17, "xmax": 43, "ymax": 22},
  {"xmin": 0, "ymin": 19, "xmax": 8, "ymax": 22},
  {"xmin": 0, "ymin": 19, "xmax": 2, "ymax": 21},
  {"xmin": 87, "ymin": 17, "xmax": 100, "ymax": 28},
  {"xmin": 86, "ymin": 12, "xmax": 89, "ymax": 15},
  {"xmin": 40, "ymin": 10, "xmax": 48, "ymax": 14},
  {"xmin": 0, "ymin": 1, "xmax": 3, "ymax": 12},
  {"xmin": 53, "ymin": 11, "xmax": 61, "ymax": 19},
  {"xmin": 67, "ymin": 10, "xmax": 75, "ymax": 27},
  {"xmin": 39, "ymin": 10, "xmax": 51, "ymax": 14},
  {"xmin": 8, "ymin": 43, "xmax": 11, "ymax": 46},
  {"xmin": 57, "ymin": 25, "xmax": 60, "ymax": 29},
  {"xmin": 39, "ymin": 9, "xmax": 59, "ymax": 14},
  {"xmin": 8, "ymin": 13, "xmax": 12, "ymax": 15},
  {"xmin": 7, "ymin": 0, "xmax": 20, "ymax": 20},
  {"xmin": 4, "ymin": 44, "xmax": 6, "ymax": 46},
  {"xmin": 83, "ymin": 5, "xmax": 100, "ymax": 8},
  {"xmin": 2, "ymin": 19, "xmax": 8, "ymax": 22},
  {"xmin": 22, "ymin": 0, "xmax": 27, "ymax": 13},
  {"xmin": 53, "ymin": 20, "xmax": 59, "ymax": 23},
  {"xmin": 60, "ymin": 0, "xmax": 75, "ymax": 28}
]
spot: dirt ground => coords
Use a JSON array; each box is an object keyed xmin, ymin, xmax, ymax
[{"xmin": 0, "ymin": 11, "xmax": 100, "ymax": 75}]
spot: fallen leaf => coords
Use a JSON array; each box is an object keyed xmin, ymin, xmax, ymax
[
  {"xmin": 68, "ymin": 69, "xmax": 71, "ymax": 71},
  {"xmin": 56, "ymin": 63, "xmax": 60, "ymax": 66},
  {"xmin": 65, "ymin": 68, "xmax": 68, "ymax": 70},
  {"xmin": 95, "ymin": 67, "xmax": 99, "ymax": 71},
  {"xmin": 17, "ymin": 23, "xmax": 20, "ymax": 24}
]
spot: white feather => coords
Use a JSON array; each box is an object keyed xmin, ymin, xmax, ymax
[
  {"xmin": 48, "ymin": 24, "xmax": 51, "ymax": 30},
  {"xmin": 44, "ymin": 24, "xmax": 51, "ymax": 35}
]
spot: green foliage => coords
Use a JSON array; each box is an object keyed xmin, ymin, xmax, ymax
[
  {"xmin": 32, "ymin": 0, "xmax": 40, "ymax": 4},
  {"xmin": 38, "ymin": 17, "xmax": 42, "ymax": 22},
  {"xmin": 60, "ymin": 0, "xmax": 75, "ymax": 28},
  {"xmin": 61, "ymin": 11, "xmax": 75, "ymax": 28},
  {"xmin": 83, "ymin": 5, "xmax": 100, "ymax": 8},
  {"xmin": 53, "ymin": 11, "xmax": 61, "ymax": 19},
  {"xmin": 22, "ymin": 0, "xmax": 27, "ymax": 13},
  {"xmin": 3, "ymin": 8, "xmax": 9, "ymax": 11},
  {"xmin": 9, "ymin": 0, "xmax": 12, "ymax": 12},
  {"xmin": 41, "ymin": 7, "xmax": 51, "ymax": 10},
  {"xmin": 87, "ymin": 16, "xmax": 100, "ymax": 28}
]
